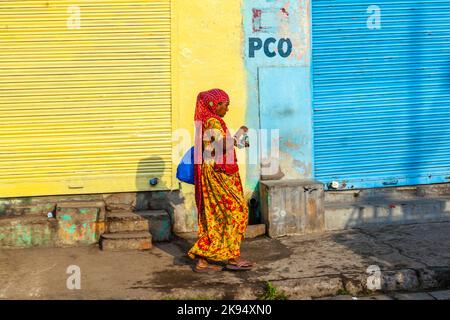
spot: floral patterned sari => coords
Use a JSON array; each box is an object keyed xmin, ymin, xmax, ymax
[{"xmin": 188, "ymin": 90, "xmax": 249, "ymax": 262}]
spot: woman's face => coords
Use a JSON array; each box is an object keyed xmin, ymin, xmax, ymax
[{"xmin": 216, "ymin": 101, "xmax": 230, "ymax": 118}]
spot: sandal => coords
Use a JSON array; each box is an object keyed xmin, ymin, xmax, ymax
[
  {"xmin": 193, "ymin": 260, "xmax": 224, "ymax": 273},
  {"xmin": 226, "ymin": 258, "xmax": 256, "ymax": 271}
]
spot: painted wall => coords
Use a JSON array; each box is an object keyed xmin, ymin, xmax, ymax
[
  {"xmin": 173, "ymin": 0, "xmax": 313, "ymax": 232},
  {"xmin": 0, "ymin": 1, "xmax": 314, "ymax": 237},
  {"xmin": 243, "ymin": 0, "xmax": 312, "ymax": 183},
  {"xmin": 173, "ymin": 0, "xmax": 249, "ymax": 232}
]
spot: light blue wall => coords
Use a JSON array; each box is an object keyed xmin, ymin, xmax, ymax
[
  {"xmin": 259, "ymin": 67, "xmax": 312, "ymax": 178},
  {"xmin": 243, "ymin": 0, "xmax": 313, "ymax": 192}
]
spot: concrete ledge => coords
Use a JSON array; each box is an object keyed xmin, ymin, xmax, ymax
[
  {"xmin": 0, "ymin": 201, "xmax": 109, "ymax": 248},
  {"xmin": 56, "ymin": 203, "xmax": 105, "ymax": 246},
  {"xmin": 260, "ymin": 180, "xmax": 325, "ymax": 238},
  {"xmin": 325, "ymin": 197, "xmax": 450, "ymax": 231},
  {"xmin": 272, "ymin": 267, "xmax": 450, "ymax": 299},
  {"xmin": 272, "ymin": 277, "xmax": 344, "ymax": 299},
  {"xmin": 325, "ymin": 183, "xmax": 450, "ymax": 204},
  {"xmin": 0, "ymin": 215, "xmax": 58, "ymax": 248}
]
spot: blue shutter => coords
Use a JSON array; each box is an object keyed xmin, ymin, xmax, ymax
[{"xmin": 312, "ymin": 0, "xmax": 450, "ymax": 190}]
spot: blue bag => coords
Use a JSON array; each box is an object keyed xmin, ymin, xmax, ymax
[{"xmin": 176, "ymin": 146, "xmax": 195, "ymax": 185}]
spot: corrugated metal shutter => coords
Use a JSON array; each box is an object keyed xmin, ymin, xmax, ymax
[
  {"xmin": 0, "ymin": 0, "xmax": 172, "ymax": 197},
  {"xmin": 312, "ymin": 0, "xmax": 450, "ymax": 190}
]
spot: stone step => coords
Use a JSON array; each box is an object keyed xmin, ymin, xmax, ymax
[
  {"xmin": 100, "ymin": 232, "xmax": 152, "ymax": 251},
  {"xmin": 56, "ymin": 201, "xmax": 106, "ymax": 246},
  {"xmin": 325, "ymin": 197, "xmax": 450, "ymax": 231},
  {"xmin": 137, "ymin": 210, "xmax": 172, "ymax": 242},
  {"xmin": 106, "ymin": 211, "xmax": 149, "ymax": 234},
  {"xmin": 0, "ymin": 215, "xmax": 58, "ymax": 248}
]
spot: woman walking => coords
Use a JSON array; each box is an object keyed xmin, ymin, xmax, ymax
[{"xmin": 188, "ymin": 89, "xmax": 256, "ymax": 272}]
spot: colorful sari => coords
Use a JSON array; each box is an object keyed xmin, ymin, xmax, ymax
[{"xmin": 188, "ymin": 89, "xmax": 249, "ymax": 262}]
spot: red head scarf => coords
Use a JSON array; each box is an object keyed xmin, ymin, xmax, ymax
[
  {"xmin": 194, "ymin": 89, "xmax": 230, "ymax": 127},
  {"xmin": 194, "ymin": 89, "xmax": 239, "ymax": 214}
]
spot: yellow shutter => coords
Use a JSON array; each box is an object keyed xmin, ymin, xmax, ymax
[{"xmin": 0, "ymin": 0, "xmax": 173, "ymax": 197}]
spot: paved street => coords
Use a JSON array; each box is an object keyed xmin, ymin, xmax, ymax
[{"xmin": 1, "ymin": 221, "xmax": 450, "ymax": 300}]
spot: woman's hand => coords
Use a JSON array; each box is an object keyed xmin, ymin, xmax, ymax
[
  {"xmin": 234, "ymin": 126, "xmax": 248, "ymax": 139},
  {"xmin": 234, "ymin": 126, "xmax": 250, "ymax": 148}
]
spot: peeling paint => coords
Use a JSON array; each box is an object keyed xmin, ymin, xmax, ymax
[{"xmin": 61, "ymin": 215, "xmax": 72, "ymax": 222}]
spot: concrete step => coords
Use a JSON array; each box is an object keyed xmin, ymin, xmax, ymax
[
  {"xmin": 106, "ymin": 211, "xmax": 149, "ymax": 234},
  {"xmin": 325, "ymin": 197, "xmax": 450, "ymax": 231},
  {"xmin": 0, "ymin": 215, "xmax": 58, "ymax": 248},
  {"xmin": 137, "ymin": 210, "xmax": 172, "ymax": 242},
  {"xmin": 56, "ymin": 201, "xmax": 106, "ymax": 246},
  {"xmin": 100, "ymin": 232, "xmax": 152, "ymax": 251}
]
